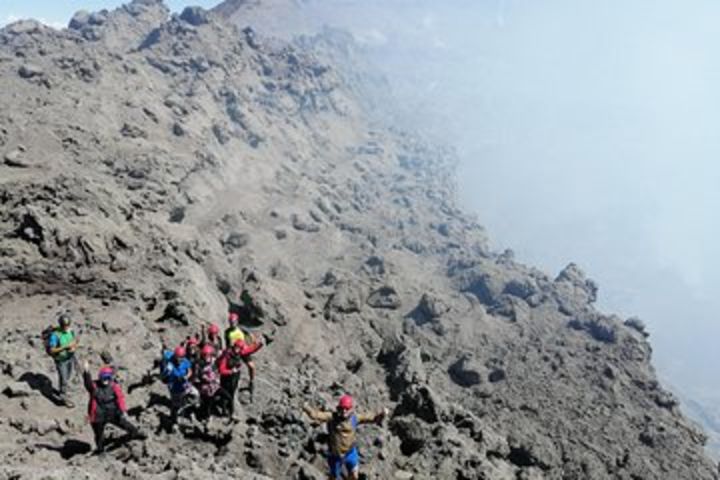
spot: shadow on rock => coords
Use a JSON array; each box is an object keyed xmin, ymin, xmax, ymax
[
  {"xmin": 18, "ymin": 371, "xmax": 66, "ymax": 406},
  {"xmin": 227, "ymin": 300, "xmax": 264, "ymax": 328},
  {"xmin": 127, "ymin": 370, "xmax": 160, "ymax": 394},
  {"xmin": 145, "ymin": 391, "xmax": 172, "ymax": 410},
  {"xmin": 126, "ymin": 406, "xmax": 144, "ymax": 418},
  {"xmin": 36, "ymin": 439, "xmax": 92, "ymax": 459},
  {"xmin": 405, "ymin": 304, "xmax": 432, "ymax": 327}
]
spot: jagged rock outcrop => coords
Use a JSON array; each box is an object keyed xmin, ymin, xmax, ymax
[{"xmin": 0, "ymin": 1, "xmax": 716, "ymax": 479}]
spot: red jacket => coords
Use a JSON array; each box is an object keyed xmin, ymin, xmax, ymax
[
  {"xmin": 83, "ymin": 370, "xmax": 127, "ymax": 423},
  {"xmin": 217, "ymin": 342, "xmax": 262, "ymax": 376}
]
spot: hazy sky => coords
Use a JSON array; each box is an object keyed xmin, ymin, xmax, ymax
[
  {"xmin": 0, "ymin": 0, "xmax": 216, "ymax": 29},
  {"xmin": 457, "ymin": 1, "xmax": 720, "ymax": 399},
  {"xmin": 2, "ymin": 0, "xmax": 718, "ymax": 405}
]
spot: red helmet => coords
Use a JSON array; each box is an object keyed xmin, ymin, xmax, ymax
[
  {"xmin": 228, "ymin": 312, "xmax": 239, "ymax": 324},
  {"xmin": 338, "ymin": 394, "xmax": 353, "ymax": 411},
  {"xmin": 201, "ymin": 344, "xmax": 215, "ymax": 358},
  {"xmin": 174, "ymin": 346, "xmax": 186, "ymax": 358},
  {"xmin": 186, "ymin": 336, "xmax": 199, "ymax": 347},
  {"xmin": 208, "ymin": 323, "xmax": 220, "ymax": 336},
  {"xmin": 233, "ymin": 339, "xmax": 246, "ymax": 350},
  {"xmin": 98, "ymin": 367, "xmax": 114, "ymax": 381}
]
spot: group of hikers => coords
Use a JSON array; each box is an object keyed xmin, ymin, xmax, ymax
[
  {"xmin": 159, "ymin": 311, "xmax": 263, "ymax": 429},
  {"xmin": 42, "ymin": 293, "xmax": 388, "ymax": 479}
]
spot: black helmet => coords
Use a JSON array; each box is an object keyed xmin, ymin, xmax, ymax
[{"xmin": 58, "ymin": 313, "xmax": 72, "ymax": 327}]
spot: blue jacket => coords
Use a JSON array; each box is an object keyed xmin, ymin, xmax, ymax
[{"xmin": 161, "ymin": 352, "xmax": 193, "ymax": 394}]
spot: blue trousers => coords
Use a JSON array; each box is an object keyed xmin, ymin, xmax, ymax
[{"xmin": 328, "ymin": 446, "xmax": 360, "ymax": 479}]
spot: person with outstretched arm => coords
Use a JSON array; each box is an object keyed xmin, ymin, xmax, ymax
[
  {"xmin": 82, "ymin": 360, "xmax": 146, "ymax": 454},
  {"xmin": 223, "ymin": 312, "xmax": 262, "ymax": 396},
  {"xmin": 303, "ymin": 394, "xmax": 388, "ymax": 480}
]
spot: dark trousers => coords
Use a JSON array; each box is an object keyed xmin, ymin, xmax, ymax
[
  {"xmin": 169, "ymin": 385, "xmax": 200, "ymax": 427},
  {"xmin": 91, "ymin": 411, "xmax": 139, "ymax": 451},
  {"xmin": 199, "ymin": 388, "xmax": 232, "ymax": 420},
  {"xmin": 55, "ymin": 356, "xmax": 75, "ymax": 399},
  {"xmin": 220, "ymin": 374, "xmax": 240, "ymax": 416}
]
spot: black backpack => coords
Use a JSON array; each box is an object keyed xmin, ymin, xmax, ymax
[{"xmin": 94, "ymin": 382, "xmax": 118, "ymax": 412}]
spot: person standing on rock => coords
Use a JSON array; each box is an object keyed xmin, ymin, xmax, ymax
[
  {"xmin": 200, "ymin": 323, "xmax": 223, "ymax": 352},
  {"xmin": 195, "ymin": 344, "xmax": 231, "ymax": 423},
  {"xmin": 161, "ymin": 345, "xmax": 199, "ymax": 431},
  {"xmin": 217, "ymin": 338, "xmax": 263, "ymax": 420},
  {"xmin": 184, "ymin": 335, "xmax": 201, "ymax": 365},
  {"xmin": 82, "ymin": 360, "xmax": 146, "ymax": 454},
  {"xmin": 303, "ymin": 394, "xmax": 388, "ymax": 480},
  {"xmin": 48, "ymin": 313, "xmax": 79, "ymax": 408},
  {"xmin": 224, "ymin": 311, "xmax": 261, "ymax": 395},
  {"xmin": 224, "ymin": 312, "xmax": 244, "ymax": 347}
]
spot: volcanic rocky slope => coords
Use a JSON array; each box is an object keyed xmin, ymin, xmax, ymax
[{"xmin": 0, "ymin": 1, "xmax": 716, "ymax": 479}]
